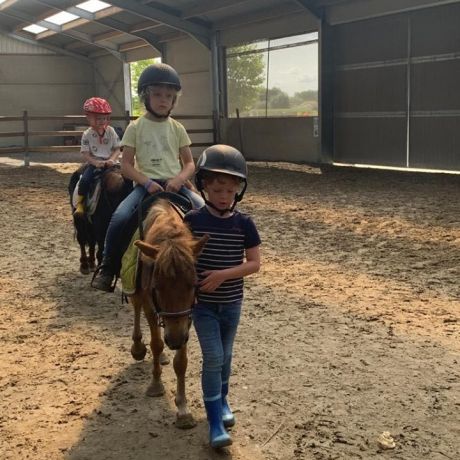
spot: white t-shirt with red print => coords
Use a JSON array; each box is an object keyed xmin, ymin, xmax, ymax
[{"xmin": 80, "ymin": 126, "xmax": 120, "ymax": 159}]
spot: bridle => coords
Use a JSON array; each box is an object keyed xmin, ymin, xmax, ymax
[
  {"xmin": 147, "ymin": 264, "xmax": 198, "ymax": 328},
  {"xmin": 136, "ymin": 194, "xmax": 196, "ymax": 328}
]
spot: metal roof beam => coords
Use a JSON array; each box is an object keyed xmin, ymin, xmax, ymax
[
  {"xmin": 107, "ymin": 0, "xmax": 211, "ymax": 49},
  {"xmin": 97, "ymin": 16, "xmax": 164, "ymax": 54},
  {"xmin": 0, "ymin": 8, "xmax": 123, "ymax": 59},
  {"xmin": 0, "ymin": 0, "xmax": 21, "ymax": 11},
  {"xmin": 214, "ymin": 3, "xmax": 303, "ymax": 29},
  {"xmin": 326, "ymin": 0, "xmax": 460, "ymax": 25},
  {"xmin": 0, "ymin": 25, "xmax": 91, "ymax": 62},
  {"xmin": 31, "ymin": 1, "xmax": 122, "ymax": 38},
  {"xmin": 294, "ymin": 0, "xmax": 324, "ymax": 20},
  {"xmin": 33, "ymin": 0, "xmax": 163, "ymax": 54},
  {"xmin": 180, "ymin": 0, "xmax": 252, "ymax": 18}
]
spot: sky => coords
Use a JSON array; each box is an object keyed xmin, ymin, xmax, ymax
[
  {"xmin": 267, "ymin": 43, "xmax": 318, "ymax": 94},
  {"xmin": 230, "ymin": 32, "xmax": 319, "ymax": 95}
]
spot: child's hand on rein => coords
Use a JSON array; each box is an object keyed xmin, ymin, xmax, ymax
[
  {"xmin": 146, "ymin": 180, "xmax": 164, "ymax": 194},
  {"xmin": 165, "ymin": 177, "xmax": 184, "ymax": 193}
]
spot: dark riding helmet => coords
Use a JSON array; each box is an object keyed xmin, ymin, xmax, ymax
[
  {"xmin": 195, "ymin": 144, "xmax": 248, "ymax": 204},
  {"xmin": 137, "ymin": 63, "xmax": 182, "ymax": 95}
]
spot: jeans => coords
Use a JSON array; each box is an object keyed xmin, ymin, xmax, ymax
[
  {"xmin": 193, "ymin": 300, "xmax": 242, "ymax": 401},
  {"xmin": 78, "ymin": 164, "xmax": 98, "ymax": 196},
  {"xmin": 102, "ymin": 180, "xmax": 204, "ymax": 273}
]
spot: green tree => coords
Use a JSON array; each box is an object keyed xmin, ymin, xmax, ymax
[
  {"xmin": 290, "ymin": 90, "xmax": 318, "ymax": 107},
  {"xmin": 130, "ymin": 58, "xmax": 159, "ymax": 116},
  {"xmin": 227, "ymin": 45, "xmax": 265, "ymax": 116},
  {"xmin": 267, "ymin": 87, "xmax": 290, "ymax": 109}
]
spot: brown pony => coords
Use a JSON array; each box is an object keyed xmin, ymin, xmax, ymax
[{"xmin": 128, "ymin": 199, "xmax": 208, "ymax": 428}]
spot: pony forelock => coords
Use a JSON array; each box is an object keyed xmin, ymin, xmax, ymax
[{"xmin": 144, "ymin": 199, "xmax": 196, "ymax": 284}]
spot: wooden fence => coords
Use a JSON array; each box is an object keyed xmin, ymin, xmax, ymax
[{"xmin": 0, "ymin": 111, "xmax": 216, "ymax": 166}]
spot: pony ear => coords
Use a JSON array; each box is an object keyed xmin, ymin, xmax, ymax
[
  {"xmin": 134, "ymin": 240, "xmax": 160, "ymax": 260},
  {"xmin": 192, "ymin": 234, "xmax": 209, "ymax": 257}
]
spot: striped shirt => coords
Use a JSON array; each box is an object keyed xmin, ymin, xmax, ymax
[{"xmin": 184, "ymin": 207, "xmax": 261, "ymax": 303}]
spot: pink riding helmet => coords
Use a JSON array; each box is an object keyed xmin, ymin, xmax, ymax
[
  {"xmin": 83, "ymin": 97, "xmax": 112, "ymax": 134},
  {"xmin": 83, "ymin": 97, "xmax": 112, "ymax": 114}
]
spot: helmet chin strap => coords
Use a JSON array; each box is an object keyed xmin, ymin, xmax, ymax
[
  {"xmin": 200, "ymin": 192, "xmax": 238, "ymax": 216},
  {"xmin": 87, "ymin": 114, "xmax": 109, "ymax": 137},
  {"xmin": 145, "ymin": 101, "xmax": 170, "ymax": 119}
]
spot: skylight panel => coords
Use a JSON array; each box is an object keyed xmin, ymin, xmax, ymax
[
  {"xmin": 77, "ymin": 0, "xmax": 111, "ymax": 13},
  {"xmin": 46, "ymin": 11, "xmax": 79, "ymax": 25},
  {"xmin": 23, "ymin": 24, "xmax": 48, "ymax": 34}
]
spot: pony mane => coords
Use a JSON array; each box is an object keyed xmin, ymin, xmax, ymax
[
  {"xmin": 144, "ymin": 199, "xmax": 196, "ymax": 282},
  {"xmin": 103, "ymin": 167, "xmax": 124, "ymax": 193}
]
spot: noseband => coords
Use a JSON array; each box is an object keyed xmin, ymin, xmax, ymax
[{"xmin": 150, "ymin": 275, "xmax": 198, "ymax": 328}]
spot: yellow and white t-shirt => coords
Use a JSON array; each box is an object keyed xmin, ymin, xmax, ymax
[{"xmin": 121, "ymin": 115, "xmax": 191, "ymax": 180}]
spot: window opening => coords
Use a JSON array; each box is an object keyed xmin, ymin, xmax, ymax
[{"xmin": 226, "ymin": 32, "xmax": 318, "ymax": 118}]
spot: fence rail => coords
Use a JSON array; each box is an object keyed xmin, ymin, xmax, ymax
[{"xmin": 0, "ymin": 110, "xmax": 216, "ymax": 166}]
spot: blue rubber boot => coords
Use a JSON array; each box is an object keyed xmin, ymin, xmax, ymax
[
  {"xmin": 204, "ymin": 398, "xmax": 232, "ymax": 448},
  {"xmin": 222, "ymin": 383, "xmax": 235, "ymax": 428}
]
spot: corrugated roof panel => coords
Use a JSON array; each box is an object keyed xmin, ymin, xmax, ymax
[{"xmin": 0, "ymin": 32, "xmax": 55, "ymax": 54}]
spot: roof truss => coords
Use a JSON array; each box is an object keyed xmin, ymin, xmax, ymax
[{"xmin": 33, "ymin": 0, "xmax": 164, "ymax": 54}]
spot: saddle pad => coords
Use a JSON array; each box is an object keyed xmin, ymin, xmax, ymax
[
  {"xmin": 121, "ymin": 229, "xmax": 140, "ymax": 295},
  {"xmin": 86, "ymin": 180, "xmax": 101, "ymax": 216},
  {"xmin": 120, "ymin": 198, "xmax": 187, "ymax": 295},
  {"xmin": 71, "ymin": 177, "xmax": 101, "ymax": 217},
  {"xmin": 71, "ymin": 179, "xmax": 81, "ymax": 208}
]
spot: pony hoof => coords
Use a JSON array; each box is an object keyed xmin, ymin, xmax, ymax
[
  {"xmin": 80, "ymin": 265, "xmax": 91, "ymax": 275},
  {"xmin": 160, "ymin": 352, "xmax": 170, "ymax": 365},
  {"xmin": 146, "ymin": 382, "xmax": 165, "ymax": 397},
  {"xmin": 175, "ymin": 413, "xmax": 196, "ymax": 430},
  {"xmin": 131, "ymin": 343, "xmax": 147, "ymax": 361}
]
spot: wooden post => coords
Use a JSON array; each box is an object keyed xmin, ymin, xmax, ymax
[{"xmin": 23, "ymin": 110, "xmax": 29, "ymax": 167}]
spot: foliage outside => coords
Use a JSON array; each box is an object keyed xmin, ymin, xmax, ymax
[
  {"xmin": 130, "ymin": 58, "xmax": 159, "ymax": 117},
  {"xmin": 227, "ymin": 44, "xmax": 318, "ymax": 118},
  {"xmin": 227, "ymin": 45, "xmax": 265, "ymax": 117}
]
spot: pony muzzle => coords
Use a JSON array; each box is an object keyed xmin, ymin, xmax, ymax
[{"xmin": 164, "ymin": 329, "xmax": 189, "ymax": 350}]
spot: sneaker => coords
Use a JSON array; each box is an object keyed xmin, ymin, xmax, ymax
[{"xmin": 91, "ymin": 268, "xmax": 115, "ymax": 292}]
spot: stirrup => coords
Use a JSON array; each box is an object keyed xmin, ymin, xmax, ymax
[{"xmin": 91, "ymin": 265, "xmax": 117, "ymax": 292}]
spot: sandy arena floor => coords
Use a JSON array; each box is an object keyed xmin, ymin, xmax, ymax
[{"xmin": 0, "ymin": 159, "xmax": 459, "ymax": 460}]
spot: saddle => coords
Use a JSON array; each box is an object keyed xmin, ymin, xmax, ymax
[{"xmin": 120, "ymin": 192, "xmax": 193, "ymax": 295}]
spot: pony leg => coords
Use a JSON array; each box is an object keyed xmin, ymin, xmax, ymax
[
  {"xmin": 88, "ymin": 244, "xmax": 96, "ymax": 271},
  {"xmin": 130, "ymin": 298, "xmax": 147, "ymax": 361},
  {"xmin": 95, "ymin": 240, "xmax": 103, "ymax": 267},
  {"xmin": 173, "ymin": 345, "xmax": 196, "ymax": 429},
  {"xmin": 143, "ymin": 303, "xmax": 166, "ymax": 397},
  {"xmin": 79, "ymin": 248, "xmax": 90, "ymax": 274},
  {"xmin": 74, "ymin": 218, "xmax": 90, "ymax": 275}
]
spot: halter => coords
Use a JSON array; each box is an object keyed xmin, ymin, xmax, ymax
[{"xmin": 147, "ymin": 263, "xmax": 197, "ymax": 328}]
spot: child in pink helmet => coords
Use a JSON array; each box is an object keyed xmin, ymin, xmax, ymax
[{"xmin": 74, "ymin": 97, "xmax": 121, "ymax": 216}]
